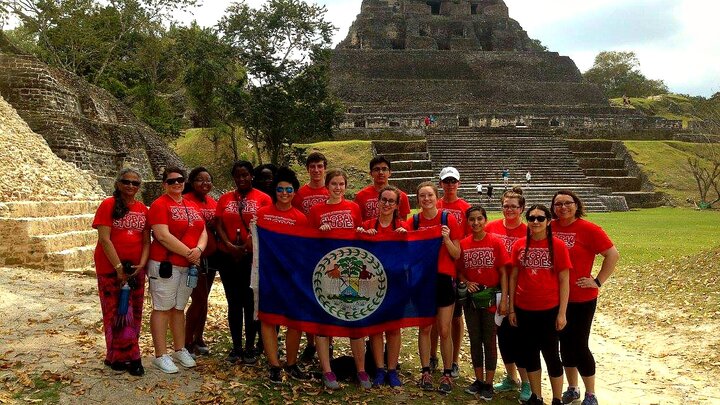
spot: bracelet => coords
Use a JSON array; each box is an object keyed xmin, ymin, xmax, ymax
[
  {"xmin": 114, "ymin": 263, "xmax": 123, "ymax": 270},
  {"xmin": 594, "ymin": 277, "xmax": 602, "ymax": 288},
  {"xmin": 197, "ymin": 246, "xmax": 203, "ymax": 253}
]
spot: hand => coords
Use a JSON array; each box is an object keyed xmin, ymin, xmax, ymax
[
  {"xmin": 466, "ymin": 281, "xmax": 480, "ymax": 293},
  {"xmin": 441, "ymin": 225, "xmax": 450, "ymax": 239},
  {"xmin": 576, "ymin": 276, "xmax": 599, "ymax": 289},
  {"xmin": 509, "ymin": 312, "xmax": 517, "ymax": 327},
  {"xmin": 499, "ymin": 296, "xmax": 509, "ymax": 315},
  {"xmin": 394, "ymin": 227, "xmax": 407, "ymax": 233},
  {"xmin": 319, "ymin": 223, "xmax": 331, "ymax": 231},
  {"xmin": 556, "ymin": 313, "xmax": 567, "ymax": 331},
  {"xmin": 128, "ymin": 264, "xmax": 143, "ymax": 278},
  {"xmin": 187, "ymin": 247, "xmax": 202, "ymax": 264},
  {"xmin": 116, "ymin": 269, "xmax": 128, "ymax": 286}
]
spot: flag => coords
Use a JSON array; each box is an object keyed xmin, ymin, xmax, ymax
[{"xmin": 253, "ymin": 223, "xmax": 442, "ymax": 338}]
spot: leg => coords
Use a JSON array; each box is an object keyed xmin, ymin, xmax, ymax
[
  {"xmin": 185, "ymin": 273, "xmax": 209, "ymax": 347},
  {"xmin": 385, "ymin": 329, "xmax": 401, "ymax": 370},
  {"xmin": 285, "ymin": 328, "xmax": 302, "ymax": 366},
  {"xmin": 350, "ymin": 338, "xmax": 366, "ymax": 373},
  {"xmin": 316, "ymin": 336, "xmax": 332, "ymax": 373},
  {"xmin": 451, "ymin": 302, "xmax": 464, "ymax": 367},
  {"xmin": 463, "ymin": 302, "xmax": 485, "ymax": 381},
  {"xmin": 169, "ymin": 308, "xmax": 186, "ymax": 351},
  {"xmin": 481, "ymin": 310, "xmax": 498, "ymax": 384},
  {"xmin": 436, "ymin": 304, "xmax": 455, "ymax": 371},
  {"xmin": 219, "ymin": 263, "xmax": 244, "ymax": 354},
  {"xmin": 370, "ymin": 333, "xmax": 385, "ymax": 369},
  {"xmin": 261, "ymin": 322, "xmax": 280, "ymax": 367},
  {"xmin": 418, "ymin": 324, "xmax": 432, "ymax": 368},
  {"xmin": 151, "ymin": 310, "xmax": 170, "ymax": 356},
  {"xmin": 430, "ymin": 325, "xmax": 439, "ymax": 364}
]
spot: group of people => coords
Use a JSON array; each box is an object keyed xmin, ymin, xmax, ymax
[{"xmin": 93, "ymin": 152, "xmax": 618, "ymax": 405}]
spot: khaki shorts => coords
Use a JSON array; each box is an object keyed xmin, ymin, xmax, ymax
[{"xmin": 147, "ymin": 260, "xmax": 193, "ymax": 311}]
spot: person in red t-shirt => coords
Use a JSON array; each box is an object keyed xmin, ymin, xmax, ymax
[
  {"xmin": 409, "ymin": 181, "xmax": 462, "ymax": 394},
  {"xmin": 182, "ymin": 167, "xmax": 219, "ymax": 357},
  {"xmin": 356, "ymin": 185, "xmax": 407, "ymax": 388},
  {"xmin": 93, "ymin": 168, "xmax": 150, "ymax": 376},
  {"xmin": 434, "ymin": 166, "xmax": 471, "ymax": 379},
  {"xmin": 215, "ymin": 160, "xmax": 272, "ymax": 365},
  {"xmin": 508, "ymin": 205, "xmax": 570, "ymax": 405},
  {"xmin": 551, "ymin": 190, "xmax": 619, "ymax": 405},
  {"xmin": 485, "ymin": 187, "xmax": 531, "ymax": 400},
  {"xmin": 354, "ymin": 156, "xmax": 411, "ymax": 222},
  {"xmin": 147, "ymin": 167, "xmax": 208, "ymax": 374},
  {"xmin": 457, "ymin": 205, "xmax": 510, "ymax": 399},
  {"xmin": 308, "ymin": 169, "xmax": 368, "ymax": 390}
]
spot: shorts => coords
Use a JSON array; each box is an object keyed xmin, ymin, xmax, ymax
[
  {"xmin": 436, "ymin": 274, "xmax": 456, "ymax": 308},
  {"xmin": 147, "ymin": 260, "xmax": 193, "ymax": 311}
]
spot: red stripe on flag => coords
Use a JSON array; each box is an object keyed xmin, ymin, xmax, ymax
[{"xmin": 258, "ymin": 312, "xmax": 435, "ymax": 338}]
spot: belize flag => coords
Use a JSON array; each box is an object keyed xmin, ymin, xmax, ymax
[{"xmin": 252, "ymin": 223, "xmax": 442, "ymax": 338}]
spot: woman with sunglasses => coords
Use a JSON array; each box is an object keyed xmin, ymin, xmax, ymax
[
  {"xmin": 356, "ymin": 185, "xmax": 407, "ymax": 388},
  {"xmin": 410, "ymin": 181, "xmax": 462, "ymax": 394},
  {"xmin": 485, "ymin": 187, "xmax": 531, "ymax": 401},
  {"xmin": 255, "ymin": 167, "xmax": 312, "ymax": 384},
  {"xmin": 508, "ymin": 205, "xmax": 570, "ymax": 405},
  {"xmin": 92, "ymin": 169, "xmax": 150, "ymax": 376},
  {"xmin": 215, "ymin": 160, "xmax": 272, "ymax": 364},
  {"xmin": 182, "ymin": 167, "xmax": 219, "ymax": 357},
  {"xmin": 551, "ymin": 191, "xmax": 619, "ymax": 405},
  {"xmin": 308, "ymin": 168, "xmax": 366, "ymax": 390},
  {"xmin": 147, "ymin": 167, "xmax": 208, "ymax": 374}
]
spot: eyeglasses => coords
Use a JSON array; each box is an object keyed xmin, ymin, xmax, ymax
[
  {"xmin": 441, "ymin": 178, "xmax": 459, "ymax": 184},
  {"xmin": 553, "ymin": 201, "xmax": 576, "ymax": 208},
  {"xmin": 371, "ymin": 167, "xmax": 390, "ymax": 173},
  {"xmin": 276, "ymin": 186, "xmax": 294, "ymax": 194},
  {"xmin": 194, "ymin": 179, "xmax": 212, "ymax": 184},
  {"xmin": 380, "ymin": 197, "xmax": 397, "ymax": 205},
  {"xmin": 527, "ymin": 215, "xmax": 547, "ymax": 223},
  {"xmin": 119, "ymin": 179, "xmax": 141, "ymax": 187},
  {"xmin": 165, "ymin": 177, "xmax": 185, "ymax": 185},
  {"xmin": 502, "ymin": 205, "xmax": 520, "ymax": 210}
]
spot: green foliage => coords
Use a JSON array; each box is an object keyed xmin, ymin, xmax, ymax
[
  {"xmin": 584, "ymin": 51, "xmax": 668, "ymax": 98},
  {"xmin": 527, "ymin": 38, "xmax": 548, "ymax": 52}
]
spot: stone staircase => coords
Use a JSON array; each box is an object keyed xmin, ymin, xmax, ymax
[
  {"xmin": 425, "ymin": 128, "xmax": 613, "ymax": 211},
  {"xmin": 373, "ymin": 140, "xmax": 434, "ymax": 206},
  {"xmin": 567, "ymin": 140, "xmax": 664, "ymax": 208},
  {"xmin": 0, "ymin": 201, "xmax": 102, "ymax": 273}
]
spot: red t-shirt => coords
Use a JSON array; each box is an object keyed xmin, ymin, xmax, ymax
[
  {"xmin": 457, "ymin": 233, "xmax": 509, "ymax": 287},
  {"xmin": 361, "ymin": 217, "xmax": 405, "ymax": 234},
  {"xmin": 292, "ymin": 184, "xmax": 330, "ymax": 215},
  {"xmin": 308, "ymin": 199, "xmax": 362, "ymax": 230},
  {"xmin": 354, "ymin": 185, "xmax": 411, "ymax": 221},
  {"xmin": 92, "ymin": 197, "xmax": 149, "ymax": 276},
  {"xmin": 148, "ymin": 194, "xmax": 206, "ymax": 267},
  {"xmin": 552, "ymin": 218, "xmax": 614, "ymax": 303},
  {"xmin": 486, "ymin": 219, "xmax": 528, "ymax": 254},
  {"xmin": 437, "ymin": 198, "xmax": 471, "ymax": 236},
  {"xmin": 404, "ymin": 210, "xmax": 463, "ymax": 277},
  {"xmin": 256, "ymin": 205, "xmax": 309, "ymax": 228},
  {"xmin": 184, "ymin": 193, "xmax": 218, "ymax": 256},
  {"xmin": 215, "ymin": 188, "xmax": 272, "ymax": 252},
  {"xmin": 510, "ymin": 237, "xmax": 572, "ymax": 311}
]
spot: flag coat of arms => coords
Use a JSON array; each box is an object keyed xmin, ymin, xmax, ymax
[{"xmin": 252, "ymin": 223, "xmax": 443, "ymax": 338}]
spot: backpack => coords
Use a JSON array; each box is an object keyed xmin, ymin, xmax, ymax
[{"xmin": 412, "ymin": 210, "xmax": 449, "ymax": 230}]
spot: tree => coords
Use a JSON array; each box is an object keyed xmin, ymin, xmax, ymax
[{"xmin": 584, "ymin": 51, "xmax": 668, "ymax": 98}]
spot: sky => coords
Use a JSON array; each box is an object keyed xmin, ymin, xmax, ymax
[{"xmin": 176, "ymin": 0, "xmax": 719, "ymax": 97}]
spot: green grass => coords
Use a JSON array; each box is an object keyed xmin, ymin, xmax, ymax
[
  {"xmin": 291, "ymin": 140, "xmax": 373, "ymax": 198},
  {"xmin": 610, "ymin": 93, "xmax": 704, "ymax": 126}
]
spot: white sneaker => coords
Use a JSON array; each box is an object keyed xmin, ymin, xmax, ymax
[
  {"xmin": 173, "ymin": 348, "xmax": 197, "ymax": 368},
  {"xmin": 153, "ymin": 354, "xmax": 179, "ymax": 374}
]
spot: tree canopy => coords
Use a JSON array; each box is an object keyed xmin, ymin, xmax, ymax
[{"xmin": 583, "ymin": 51, "xmax": 668, "ymax": 98}]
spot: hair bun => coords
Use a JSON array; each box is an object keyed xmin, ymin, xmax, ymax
[{"xmin": 511, "ymin": 186, "xmax": 523, "ymax": 195}]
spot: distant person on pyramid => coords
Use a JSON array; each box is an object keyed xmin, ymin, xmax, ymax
[
  {"xmin": 526, "ymin": 171, "xmax": 532, "ymax": 188},
  {"xmin": 93, "ymin": 168, "xmax": 150, "ymax": 377},
  {"xmin": 424, "ymin": 116, "xmax": 432, "ymax": 127},
  {"xmin": 502, "ymin": 168, "xmax": 510, "ymax": 189}
]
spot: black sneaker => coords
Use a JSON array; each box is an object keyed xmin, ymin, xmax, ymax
[
  {"xmin": 285, "ymin": 364, "xmax": 311, "ymax": 381},
  {"xmin": 300, "ymin": 344, "xmax": 316, "ymax": 363},
  {"xmin": 552, "ymin": 399, "xmax": 563, "ymax": 405},
  {"xmin": 526, "ymin": 393, "xmax": 544, "ymax": 405},
  {"xmin": 418, "ymin": 371, "xmax": 434, "ymax": 391},
  {"xmin": 269, "ymin": 366, "xmax": 282, "ymax": 383},
  {"xmin": 242, "ymin": 348, "xmax": 258, "ymax": 364},
  {"xmin": 226, "ymin": 348, "xmax": 242, "ymax": 364},
  {"xmin": 104, "ymin": 360, "xmax": 126, "ymax": 371},
  {"xmin": 465, "ymin": 379, "xmax": 483, "ymax": 395},
  {"xmin": 127, "ymin": 359, "xmax": 144, "ymax": 376},
  {"xmin": 437, "ymin": 374, "xmax": 453, "ymax": 394},
  {"xmin": 479, "ymin": 383, "xmax": 494, "ymax": 401}
]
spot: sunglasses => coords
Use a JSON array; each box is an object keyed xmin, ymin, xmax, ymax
[
  {"xmin": 276, "ymin": 186, "xmax": 294, "ymax": 194},
  {"xmin": 527, "ymin": 215, "xmax": 547, "ymax": 223},
  {"xmin": 379, "ymin": 197, "xmax": 397, "ymax": 205},
  {"xmin": 442, "ymin": 178, "xmax": 459, "ymax": 184},
  {"xmin": 553, "ymin": 201, "xmax": 576, "ymax": 208},
  {"xmin": 119, "ymin": 179, "xmax": 141, "ymax": 187},
  {"xmin": 165, "ymin": 177, "xmax": 185, "ymax": 185}
]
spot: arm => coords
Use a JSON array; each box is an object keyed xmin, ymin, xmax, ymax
[
  {"xmin": 151, "ymin": 224, "xmax": 194, "ymax": 258},
  {"xmin": 556, "ymin": 269, "xmax": 570, "ymax": 331},
  {"xmin": 96, "ymin": 225, "xmax": 125, "ymax": 283},
  {"xmin": 577, "ymin": 246, "xmax": 620, "ymax": 289},
  {"xmin": 508, "ymin": 266, "xmax": 519, "ymax": 326},
  {"xmin": 440, "ymin": 225, "xmax": 460, "ymax": 259},
  {"xmin": 188, "ymin": 228, "xmax": 208, "ymax": 266},
  {"xmin": 128, "ymin": 229, "xmax": 151, "ymax": 277},
  {"xmin": 498, "ymin": 264, "xmax": 509, "ymax": 315},
  {"xmin": 216, "ymin": 216, "xmax": 246, "ymax": 258}
]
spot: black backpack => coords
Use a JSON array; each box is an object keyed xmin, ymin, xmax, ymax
[{"xmin": 412, "ymin": 210, "xmax": 449, "ymax": 230}]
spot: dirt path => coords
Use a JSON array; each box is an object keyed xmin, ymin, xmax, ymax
[{"xmin": 1, "ymin": 266, "xmax": 719, "ymax": 404}]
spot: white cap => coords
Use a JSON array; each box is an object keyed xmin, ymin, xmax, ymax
[{"xmin": 439, "ymin": 167, "xmax": 460, "ymax": 181}]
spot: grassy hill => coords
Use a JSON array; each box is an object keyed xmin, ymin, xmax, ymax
[{"xmin": 610, "ymin": 93, "xmax": 720, "ymax": 128}]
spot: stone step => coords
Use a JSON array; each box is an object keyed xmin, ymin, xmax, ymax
[
  {"xmin": 572, "ymin": 151, "xmax": 616, "ymax": 159},
  {"xmin": 613, "ymin": 191, "xmax": 665, "ymax": 208},
  {"xmin": 0, "ymin": 200, "xmax": 102, "ymax": 219},
  {"xmin": 45, "ymin": 245, "xmax": 96, "ymax": 272},
  {"xmin": 373, "ymin": 140, "xmax": 428, "ymax": 154},
  {"xmin": 382, "ymin": 152, "xmax": 429, "ymax": 161},
  {"xmin": 15, "ymin": 214, "xmax": 96, "ymax": 236},
  {"xmin": 392, "ymin": 169, "xmax": 435, "ymax": 177},
  {"xmin": 587, "ymin": 176, "xmax": 642, "ymax": 192},
  {"xmin": 584, "ymin": 168, "xmax": 628, "ymax": 177},
  {"xmin": 31, "ymin": 230, "xmax": 97, "ymax": 253},
  {"xmin": 566, "ymin": 139, "xmax": 614, "ymax": 152},
  {"xmin": 578, "ymin": 158, "xmax": 625, "ymax": 169},
  {"xmin": 391, "ymin": 160, "xmax": 433, "ymax": 171}
]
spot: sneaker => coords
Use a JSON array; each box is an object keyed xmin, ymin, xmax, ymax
[
  {"xmin": 479, "ymin": 383, "xmax": 494, "ymax": 401},
  {"xmin": 285, "ymin": 364, "xmax": 310, "ymax": 381},
  {"xmin": 552, "ymin": 399, "xmax": 563, "ymax": 405},
  {"xmin": 419, "ymin": 371, "xmax": 434, "ymax": 391},
  {"xmin": 526, "ymin": 393, "xmax": 544, "ymax": 405},
  {"xmin": 226, "ymin": 348, "xmax": 241, "ymax": 364},
  {"xmin": 127, "ymin": 359, "xmax": 144, "ymax": 376},
  {"xmin": 581, "ymin": 393, "xmax": 598, "ymax": 405},
  {"xmin": 269, "ymin": 366, "xmax": 282, "ymax": 384},
  {"xmin": 195, "ymin": 341, "xmax": 210, "ymax": 356},
  {"xmin": 357, "ymin": 371, "xmax": 372, "ymax": 389},
  {"xmin": 429, "ymin": 356, "xmax": 438, "ymax": 373},
  {"xmin": 323, "ymin": 371, "xmax": 340, "ymax": 390},
  {"xmin": 450, "ymin": 362, "xmax": 460, "ymax": 378},
  {"xmin": 242, "ymin": 348, "xmax": 258, "ymax": 365},
  {"xmin": 437, "ymin": 374, "xmax": 453, "ymax": 394},
  {"xmin": 465, "ymin": 379, "xmax": 483, "ymax": 395},
  {"xmin": 104, "ymin": 360, "xmax": 126, "ymax": 371},
  {"xmin": 372, "ymin": 368, "xmax": 387, "ymax": 387},
  {"xmin": 300, "ymin": 344, "xmax": 316, "ymax": 363},
  {"xmin": 153, "ymin": 355, "xmax": 179, "ymax": 374},
  {"xmin": 174, "ymin": 348, "xmax": 197, "ymax": 368},
  {"xmin": 562, "ymin": 388, "xmax": 581, "ymax": 404},
  {"xmin": 387, "ymin": 369, "xmax": 402, "ymax": 388},
  {"xmin": 519, "ymin": 381, "xmax": 532, "ymax": 402},
  {"xmin": 494, "ymin": 375, "xmax": 520, "ymax": 392}
]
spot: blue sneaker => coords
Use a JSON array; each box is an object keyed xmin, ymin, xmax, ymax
[
  {"xmin": 387, "ymin": 369, "xmax": 402, "ymax": 388},
  {"xmin": 372, "ymin": 368, "xmax": 387, "ymax": 387},
  {"xmin": 562, "ymin": 388, "xmax": 581, "ymax": 404},
  {"xmin": 581, "ymin": 393, "xmax": 598, "ymax": 405},
  {"xmin": 519, "ymin": 382, "xmax": 532, "ymax": 402},
  {"xmin": 494, "ymin": 376, "xmax": 519, "ymax": 392}
]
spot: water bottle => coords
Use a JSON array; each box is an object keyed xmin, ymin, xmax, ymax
[
  {"xmin": 186, "ymin": 265, "xmax": 199, "ymax": 289},
  {"xmin": 118, "ymin": 283, "xmax": 131, "ymax": 316},
  {"xmin": 457, "ymin": 281, "xmax": 468, "ymax": 303}
]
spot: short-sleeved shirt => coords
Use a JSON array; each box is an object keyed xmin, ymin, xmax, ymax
[
  {"xmin": 292, "ymin": 184, "xmax": 330, "ymax": 215},
  {"xmin": 405, "ymin": 210, "xmax": 463, "ymax": 277},
  {"xmin": 256, "ymin": 205, "xmax": 309, "ymax": 228},
  {"xmin": 184, "ymin": 193, "xmax": 218, "ymax": 256},
  {"xmin": 148, "ymin": 194, "xmax": 206, "ymax": 267},
  {"xmin": 437, "ymin": 198, "xmax": 471, "ymax": 236},
  {"xmin": 510, "ymin": 237, "xmax": 571, "ymax": 311},
  {"xmin": 354, "ymin": 185, "xmax": 411, "ymax": 221},
  {"xmin": 92, "ymin": 197, "xmax": 149, "ymax": 275},
  {"xmin": 485, "ymin": 219, "xmax": 528, "ymax": 254},
  {"xmin": 215, "ymin": 188, "xmax": 272, "ymax": 251},
  {"xmin": 308, "ymin": 199, "xmax": 362, "ymax": 230},
  {"xmin": 552, "ymin": 218, "xmax": 614, "ymax": 303},
  {"xmin": 361, "ymin": 217, "xmax": 405, "ymax": 235},
  {"xmin": 457, "ymin": 233, "xmax": 509, "ymax": 287}
]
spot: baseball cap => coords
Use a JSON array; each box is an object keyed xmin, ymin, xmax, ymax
[{"xmin": 439, "ymin": 167, "xmax": 460, "ymax": 181}]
